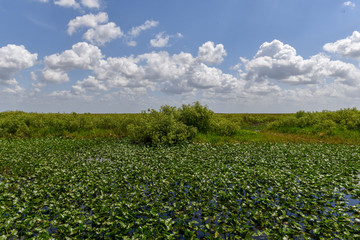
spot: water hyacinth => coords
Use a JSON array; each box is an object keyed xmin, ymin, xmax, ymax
[{"xmin": 0, "ymin": 139, "xmax": 359, "ymax": 239}]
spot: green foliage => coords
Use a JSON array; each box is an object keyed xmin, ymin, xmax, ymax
[
  {"xmin": 1, "ymin": 139, "xmax": 359, "ymax": 239},
  {"xmin": 269, "ymin": 108, "xmax": 360, "ymax": 136},
  {"xmin": 1, "ymin": 107, "xmax": 360, "ymax": 144},
  {"xmin": 0, "ymin": 111, "xmax": 138, "ymax": 139},
  {"xmin": 210, "ymin": 116, "xmax": 239, "ymax": 136},
  {"xmin": 128, "ymin": 102, "xmax": 215, "ymax": 145},
  {"xmin": 178, "ymin": 101, "xmax": 214, "ymax": 133},
  {"xmin": 0, "ymin": 103, "xmax": 215, "ymax": 144},
  {"xmin": 127, "ymin": 108, "xmax": 197, "ymax": 145}
]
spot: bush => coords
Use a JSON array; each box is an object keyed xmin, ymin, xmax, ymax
[
  {"xmin": 268, "ymin": 108, "xmax": 360, "ymax": 136},
  {"xmin": 178, "ymin": 102, "xmax": 214, "ymax": 133},
  {"xmin": 127, "ymin": 108, "xmax": 197, "ymax": 145},
  {"xmin": 210, "ymin": 118, "xmax": 238, "ymax": 136}
]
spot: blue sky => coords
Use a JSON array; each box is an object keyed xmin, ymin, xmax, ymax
[{"xmin": 1, "ymin": 0, "xmax": 360, "ymax": 113}]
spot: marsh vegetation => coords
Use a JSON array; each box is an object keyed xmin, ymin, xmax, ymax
[{"xmin": 0, "ymin": 103, "xmax": 360, "ymax": 239}]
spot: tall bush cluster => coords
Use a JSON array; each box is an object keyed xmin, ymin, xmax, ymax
[{"xmin": 127, "ymin": 102, "xmax": 214, "ymax": 145}]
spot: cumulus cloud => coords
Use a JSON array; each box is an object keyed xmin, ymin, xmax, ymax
[
  {"xmin": 68, "ymin": 14, "xmax": 159, "ymax": 47},
  {"xmin": 67, "ymin": 42, "xmax": 239, "ymax": 95},
  {"xmin": 81, "ymin": 0, "xmax": 100, "ymax": 8},
  {"xmin": 41, "ymin": 69, "xmax": 70, "ymax": 84},
  {"xmin": 36, "ymin": 37, "xmax": 360, "ymax": 108},
  {"xmin": 93, "ymin": 56, "xmax": 145, "ymax": 88},
  {"xmin": 136, "ymin": 51, "xmax": 195, "ymax": 93},
  {"xmin": 42, "ymin": 42, "xmax": 103, "ymax": 83},
  {"xmin": 72, "ymin": 76, "xmax": 107, "ymax": 95},
  {"xmin": 37, "ymin": 41, "xmax": 250, "ymax": 98},
  {"xmin": 150, "ymin": 32, "xmax": 183, "ymax": 48},
  {"xmin": 54, "ymin": 0, "xmax": 80, "ymax": 9},
  {"xmin": 83, "ymin": 22, "xmax": 123, "ymax": 45},
  {"xmin": 0, "ymin": 44, "xmax": 38, "ymax": 85},
  {"xmin": 188, "ymin": 63, "xmax": 228, "ymax": 89},
  {"xmin": 240, "ymin": 39, "xmax": 360, "ymax": 87},
  {"xmin": 67, "ymin": 12, "xmax": 108, "ymax": 35},
  {"xmin": 67, "ymin": 12, "xmax": 123, "ymax": 46},
  {"xmin": 323, "ymin": 31, "xmax": 360, "ymax": 59},
  {"xmin": 150, "ymin": 32, "xmax": 170, "ymax": 48},
  {"xmin": 197, "ymin": 41, "xmax": 227, "ymax": 65},
  {"xmin": 44, "ymin": 42, "xmax": 103, "ymax": 70}
]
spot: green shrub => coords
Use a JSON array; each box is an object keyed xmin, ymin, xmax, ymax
[
  {"xmin": 127, "ymin": 109, "xmax": 197, "ymax": 145},
  {"xmin": 178, "ymin": 101, "xmax": 213, "ymax": 133},
  {"xmin": 268, "ymin": 108, "xmax": 360, "ymax": 137},
  {"xmin": 314, "ymin": 119, "xmax": 337, "ymax": 131},
  {"xmin": 210, "ymin": 118, "xmax": 238, "ymax": 136}
]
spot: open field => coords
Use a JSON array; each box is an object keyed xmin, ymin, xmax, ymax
[{"xmin": 0, "ymin": 139, "xmax": 359, "ymax": 239}]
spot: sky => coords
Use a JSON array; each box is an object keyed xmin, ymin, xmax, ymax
[{"xmin": 1, "ymin": 0, "xmax": 360, "ymax": 113}]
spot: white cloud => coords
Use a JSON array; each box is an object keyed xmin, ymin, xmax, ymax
[
  {"xmin": 137, "ymin": 51, "xmax": 194, "ymax": 83},
  {"xmin": 343, "ymin": 1, "xmax": 356, "ymax": 8},
  {"xmin": 42, "ymin": 42, "xmax": 103, "ymax": 83},
  {"xmin": 34, "ymin": 38, "xmax": 360, "ymax": 110},
  {"xmin": 81, "ymin": 0, "xmax": 100, "ymax": 8},
  {"xmin": 189, "ymin": 63, "xmax": 227, "ymax": 89},
  {"xmin": 240, "ymin": 39, "xmax": 360, "ymax": 87},
  {"xmin": 150, "ymin": 32, "xmax": 183, "ymax": 48},
  {"xmin": 54, "ymin": 0, "xmax": 80, "ymax": 9},
  {"xmin": 68, "ymin": 13, "xmax": 123, "ymax": 46},
  {"xmin": 150, "ymin": 32, "xmax": 170, "ymax": 48},
  {"xmin": 323, "ymin": 31, "xmax": 360, "ymax": 59},
  {"xmin": 125, "ymin": 20, "xmax": 159, "ymax": 47},
  {"xmin": 44, "ymin": 42, "xmax": 103, "ymax": 70},
  {"xmin": 326, "ymin": 59, "xmax": 360, "ymax": 86},
  {"xmin": 72, "ymin": 76, "xmax": 107, "ymax": 94},
  {"xmin": 67, "ymin": 12, "xmax": 108, "ymax": 35},
  {"xmin": 37, "ymin": 0, "xmax": 101, "ymax": 9},
  {"xmin": 83, "ymin": 22, "xmax": 123, "ymax": 45},
  {"xmin": 241, "ymin": 40, "xmax": 315, "ymax": 84},
  {"xmin": 0, "ymin": 44, "xmax": 38, "ymax": 85},
  {"xmin": 68, "ymin": 14, "xmax": 159, "ymax": 47},
  {"xmin": 94, "ymin": 56, "xmax": 145, "ymax": 88},
  {"xmin": 87, "ymin": 43, "xmax": 239, "ymax": 94},
  {"xmin": 41, "ymin": 69, "xmax": 70, "ymax": 83},
  {"xmin": 197, "ymin": 41, "xmax": 227, "ymax": 65},
  {"xmin": 128, "ymin": 20, "xmax": 159, "ymax": 37}
]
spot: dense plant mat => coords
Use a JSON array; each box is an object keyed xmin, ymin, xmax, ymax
[{"xmin": 0, "ymin": 139, "xmax": 359, "ymax": 239}]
